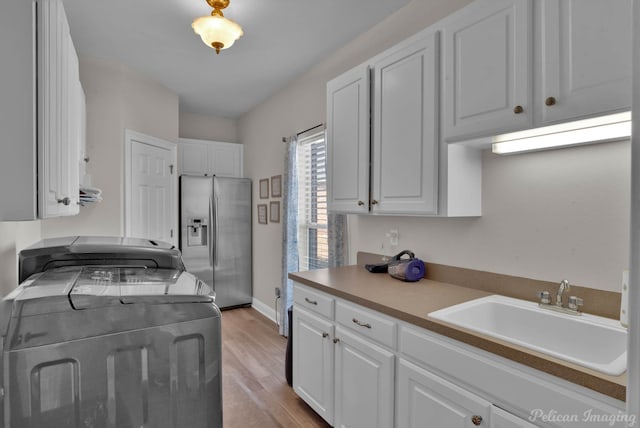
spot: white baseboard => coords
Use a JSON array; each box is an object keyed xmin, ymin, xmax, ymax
[{"xmin": 251, "ymin": 297, "xmax": 278, "ymax": 325}]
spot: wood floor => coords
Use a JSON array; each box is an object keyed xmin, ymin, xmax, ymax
[{"xmin": 221, "ymin": 307, "xmax": 331, "ymax": 428}]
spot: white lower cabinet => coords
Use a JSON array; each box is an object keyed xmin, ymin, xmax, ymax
[
  {"xmin": 293, "ymin": 283, "xmax": 627, "ymax": 428},
  {"xmin": 491, "ymin": 406, "xmax": 538, "ymax": 428},
  {"xmin": 292, "ymin": 307, "xmax": 334, "ymax": 424},
  {"xmin": 397, "ymin": 358, "xmax": 491, "ymax": 427},
  {"xmin": 334, "ymin": 326, "xmax": 394, "ymax": 428}
]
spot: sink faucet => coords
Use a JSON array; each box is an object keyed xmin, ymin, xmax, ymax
[
  {"xmin": 537, "ymin": 279, "xmax": 583, "ymax": 316},
  {"xmin": 556, "ymin": 279, "xmax": 570, "ymax": 306}
]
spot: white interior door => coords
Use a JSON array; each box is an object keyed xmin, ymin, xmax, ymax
[{"xmin": 125, "ymin": 130, "xmax": 177, "ymax": 245}]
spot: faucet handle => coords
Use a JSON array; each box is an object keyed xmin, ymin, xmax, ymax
[
  {"xmin": 568, "ymin": 296, "xmax": 583, "ymax": 311},
  {"xmin": 537, "ymin": 291, "xmax": 551, "ymax": 305}
]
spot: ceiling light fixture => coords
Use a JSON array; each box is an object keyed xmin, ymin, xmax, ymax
[
  {"xmin": 492, "ymin": 111, "xmax": 632, "ymax": 155},
  {"xmin": 192, "ymin": 0, "xmax": 243, "ymax": 54}
]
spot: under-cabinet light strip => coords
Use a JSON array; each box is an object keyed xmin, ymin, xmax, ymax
[{"xmin": 492, "ymin": 111, "xmax": 632, "ymax": 155}]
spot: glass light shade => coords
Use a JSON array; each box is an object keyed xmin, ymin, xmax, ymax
[{"xmin": 192, "ymin": 15, "xmax": 243, "ymax": 53}]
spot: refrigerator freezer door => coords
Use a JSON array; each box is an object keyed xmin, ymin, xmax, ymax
[
  {"xmin": 180, "ymin": 176, "xmax": 214, "ymax": 288},
  {"xmin": 212, "ymin": 177, "xmax": 252, "ymax": 308}
]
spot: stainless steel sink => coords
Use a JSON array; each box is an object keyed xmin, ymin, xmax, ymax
[{"xmin": 428, "ymin": 295, "xmax": 627, "ymax": 375}]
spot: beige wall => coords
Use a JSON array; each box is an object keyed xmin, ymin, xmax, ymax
[
  {"xmin": 41, "ymin": 55, "xmax": 179, "ymax": 239},
  {"xmin": 0, "ymin": 221, "xmax": 41, "ymax": 295},
  {"xmin": 240, "ymin": 0, "xmax": 631, "ymax": 313},
  {"xmin": 352, "ymin": 141, "xmax": 630, "ymax": 292},
  {"xmin": 179, "ymin": 111, "xmax": 238, "ymax": 143},
  {"xmin": 240, "ymin": 0, "xmax": 475, "ymax": 308}
]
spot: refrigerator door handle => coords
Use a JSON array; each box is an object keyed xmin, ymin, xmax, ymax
[
  {"xmin": 214, "ymin": 196, "xmax": 219, "ymax": 267},
  {"xmin": 208, "ymin": 196, "xmax": 214, "ymax": 267}
]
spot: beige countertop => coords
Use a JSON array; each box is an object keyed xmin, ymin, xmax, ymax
[{"xmin": 289, "ymin": 264, "xmax": 626, "ymax": 402}]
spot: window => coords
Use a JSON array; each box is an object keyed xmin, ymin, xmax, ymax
[{"xmin": 296, "ymin": 128, "xmax": 328, "ymax": 271}]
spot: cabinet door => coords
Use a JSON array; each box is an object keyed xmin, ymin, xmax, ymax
[
  {"xmin": 537, "ymin": 0, "xmax": 632, "ymax": 125},
  {"xmin": 443, "ymin": 0, "xmax": 532, "ymax": 141},
  {"xmin": 396, "ymin": 358, "xmax": 491, "ymax": 428},
  {"xmin": 292, "ymin": 307, "xmax": 334, "ymax": 425},
  {"xmin": 491, "ymin": 406, "xmax": 537, "ymax": 428},
  {"xmin": 208, "ymin": 142, "xmax": 242, "ymax": 177},
  {"xmin": 371, "ymin": 33, "xmax": 439, "ymax": 215},
  {"xmin": 38, "ymin": 0, "xmax": 78, "ymax": 217},
  {"xmin": 179, "ymin": 141, "xmax": 209, "ymax": 176},
  {"xmin": 326, "ymin": 65, "xmax": 370, "ymax": 213},
  {"xmin": 334, "ymin": 326, "xmax": 394, "ymax": 428}
]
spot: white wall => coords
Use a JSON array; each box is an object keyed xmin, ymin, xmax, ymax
[
  {"xmin": 179, "ymin": 111, "xmax": 238, "ymax": 143},
  {"xmin": 41, "ymin": 55, "xmax": 179, "ymax": 239},
  {"xmin": 239, "ymin": 0, "xmax": 474, "ymax": 308}
]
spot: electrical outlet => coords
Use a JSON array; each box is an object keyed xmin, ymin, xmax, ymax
[{"xmin": 275, "ymin": 287, "xmax": 281, "ymax": 298}]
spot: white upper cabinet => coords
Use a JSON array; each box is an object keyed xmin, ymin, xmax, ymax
[
  {"xmin": 327, "ymin": 31, "xmax": 458, "ymax": 216},
  {"xmin": 37, "ymin": 0, "xmax": 80, "ymax": 218},
  {"xmin": 326, "ymin": 65, "xmax": 370, "ymax": 214},
  {"xmin": 536, "ymin": 0, "xmax": 632, "ymax": 125},
  {"xmin": 443, "ymin": 0, "xmax": 532, "ymax": 142},
  {"xmin": 371, "ymin": 33, "xmax": 439, "ymax": 215},
  {"xmin": 178, "ymin": 138, "xmax": 243, "ymax": 177},
  {"xmin": 0, "ymin": 0, "xmax": 83, "ymax": 220}
]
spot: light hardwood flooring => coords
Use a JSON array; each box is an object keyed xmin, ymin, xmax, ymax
[{"xmin": 221, "ymin": 307, "xmax": 331, "ymax": 428}]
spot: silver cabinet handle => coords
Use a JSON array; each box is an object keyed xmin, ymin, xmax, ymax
[
  {"xmin": 352, "ymin": 318, "xmax": 371, "ymax": 329},
  {"xmin": 305, "ymin": 297, "xmax": 318, "ymax": 305},
  {"xmin": 57, "ymin": 197, "xmax": 71, "ymax": 206}
]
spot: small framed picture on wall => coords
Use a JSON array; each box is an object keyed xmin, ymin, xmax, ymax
[
  {"xmin": 257, "ymin": 204, "xmax": 268, "ymax": 224},
  {"xmin": 259, "ymin": 179, "xmax": 269, "ymax": 199},
  {"xmin": 271, "ymin": 175, "xmax": 282, "ymax": 198},
  {"xmin": 270, "ymin": 201, "xmax": 280, "ymax": 223}
]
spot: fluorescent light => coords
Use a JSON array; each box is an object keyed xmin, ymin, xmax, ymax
[{"xmin": 492, "ymin": 111, "xmax": 632, "ymax": 155}]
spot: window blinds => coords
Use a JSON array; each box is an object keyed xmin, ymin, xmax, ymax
[{"xmin": 296, "ymin": 128, "xmax": 328, "ymax": 271}]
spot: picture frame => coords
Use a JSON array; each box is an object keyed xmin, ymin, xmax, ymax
[
  {"xmin": 269, "ymin": 201, "xmax": 280, "ymax": 223},
  {"xmin": 271, "ymin": 174, "xmax": 282, "ymax": 198},
  {"xmin": 259, "ymin": 179, "xmax": 269, "ymax": 199},
  {"xmin": 257, "ymin": 204, "xmax": 268, "ymax": 224}
]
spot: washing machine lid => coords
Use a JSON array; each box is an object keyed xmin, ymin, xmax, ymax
[{"xmin": 11, "ymin": 266, "xmax": 213, "ymax": 315}]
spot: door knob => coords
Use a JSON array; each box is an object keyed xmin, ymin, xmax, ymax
[
  {"xmin": 513, "ymin": 105, "xmax": 524, "ymax": 114},
  {"xmin": 545, "ymin": 96, "xmax": 557, "ymax": 106},
  {"xmin": 471, "ymin": 415, "xmax": 483, "ymax": 425},
  {"xmin": 57, "ymin": 197, "xmax": 71, "ymax": 206}
]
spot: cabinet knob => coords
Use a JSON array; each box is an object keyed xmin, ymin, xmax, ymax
[
  {"xmin": 322, "ymin": 332, "xmax": 329, "ymax": 338},
  {"xmin": 333, "ymin": 338, "xmax": 340, "ymax": 344},
  {"xmin": 513, "ymin": 105, "xmax": 524, "ymax": 114},
  {"xmin": 471, "ymin": 415, "xmax": 483, "ymax": 426},
  {"xmin": 371, "ymin": 199, "xmax": 379, "ymax": 205},
  {"xmin": 357, "ymin": 200, "xmax": 365, "ymax": 206},
  {"xmin": 57, "ymin": 197, "xmax": 71, "ymax": 206},
  {"xmin": 545, "ymin": 96, "xmax": 557, "ymax": 106}
]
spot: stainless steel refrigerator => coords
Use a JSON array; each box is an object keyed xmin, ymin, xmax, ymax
[{"xmin": 180, "ymin": 176, "xmax": 252, "ymax": 309}]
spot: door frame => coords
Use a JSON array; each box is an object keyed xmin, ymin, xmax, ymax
[{"xmin": 123, "ymin": 129, "xmax": 178, "ymax": 246}]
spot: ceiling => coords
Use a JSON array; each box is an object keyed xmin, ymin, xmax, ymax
[{"xmin": 61, "ymin": 0, "xmax": 412, "ymax": 119}]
